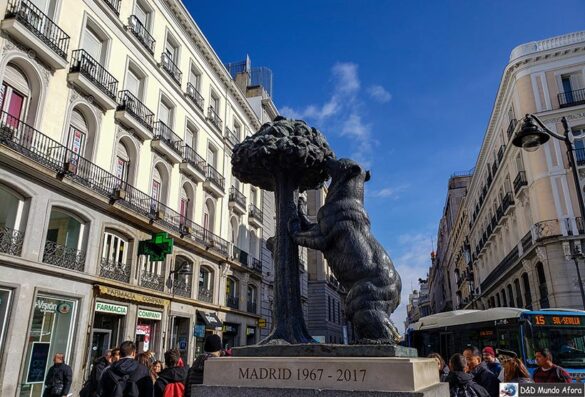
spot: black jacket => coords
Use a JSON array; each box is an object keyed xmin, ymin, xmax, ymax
[
  {"xmin": 88, "ymin": 356, "xmax": 110, "ymax": 395},
  {"xmin": 100, "ymin": 357, "xmax": 153, "ymax": 397},
  {"xmin": 43, "ymin": 363, "xmax": 73, "ymax": 397},
  {"xmin": 447, "ymin": 371, "xmax": 490, "ymax": 397},
  {"xmin": 470, "ymin": 362, "xmax": 500, "ymax": 397},
  {"xmin": 184, "ymin": 354, "xmax": 213, "ymax": 397},
  {"xmin": 154, "ymin": 366, "xmax": 189, "ymax": 397}
]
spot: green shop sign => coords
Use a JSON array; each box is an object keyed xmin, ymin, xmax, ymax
[
  {"xmin": 95, "ymin": 302, "xmax": 128, "ymax": 315},
  {"xmin": 138, "ymin": 309, "xmax": 162, "ymax": 320}
]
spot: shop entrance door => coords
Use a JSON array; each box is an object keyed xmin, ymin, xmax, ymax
[{"xmin": 90, "ymin": 329, "xmax": 111, "ymax": 364}]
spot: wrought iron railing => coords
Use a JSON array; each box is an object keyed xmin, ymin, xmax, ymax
[
  {"xmin": 70, "ymin": 49, "xmax": 118, "ymax": 100},
  {"xmin": 232, "ymin": 245, "xmax": 248, "ymax": 266},
  {"xmin": 0, "ymin": 226, "xmax": 24, "ymax": 256},
  {"xmin": 198, "ymin": 287, "xmax": 213, "ymax": 303},
  {"xmin": 99, "ymin": 257, "xmax": 131, "ymax": 283},
  {"xmin": 173, "ymin": 278, "xmax": 192, "ymax": 298},
  {"xmin": 186, "ymin": 82, "xmax": 204, "ymax": 111},
  {"xmin": 502, "ymin": 192, "xmax": 514, "ymax": 212},
  {"xmin": 0, "ymin": 111, "xmax": 231, "ymax": 258},
  {"xmin": 575, "ymin": 148, "xmax": 585, "ymax": 167},
  {"xmin": 225, "ymin": 127, "xmax": 239, "ymax": 146},
  {"xmin": 558, "ymin": 88, "xmax": 585, "ymax": 108},
  {"xmin": 247, "ymin": 301, "xmax": 257, "ymax": 313},
  {"xmin": 497, "ymin": 145, "xmax": 506, "ymax": 163},
  {"xmin": 5, "ymin": 0, "xmax": 70, "ymax": 60},
  {"xmin": 521, "ymin": 231, "xmax": 533, "ymax": 253},
  {"xmin": 127, "ymin": 15, "xmax": 155, "ymax": 54},
  {"xmin": 565, "ymin": 217, "xmax": 585, "ymax": 236},
  {"xmin": 226, "ymin": 295, "xmax": 239, "ymax": 309},
  {"xmin": 207, "ymin": 106, "xmax": 223, "ymax": 130},
  {"xmin": 251, "ymin": 257, "xmax": 262, "ymax": 274},
  {"xmin": 117, "ymin": 90, "xmax": 154, "ymax": 131},
  {"xmin": 153, "ymin": 121, "xmax": 183, "ymax": 156},
  {"xmin": 140, "ymin": 271, "xmax": 165, "ymax": 291},
  {"xmin": 507, "ymin": 118, "xmax": 518, "ymax": 139},
  {"xmin": 43, "ymin": 241, "xmax": 85, "ymax": 271},
  {"xmin": 102, "ymin": 0, "xmax": 121, "ymax": 15},
  {"xmin": 182, "ymin": 145, "xmax": 206, "ymax": 174},
  {"xmin": 249, "ymin": 203, "xmax": 263, "ymax": 223},
  {"xmin": 229, "ymin": 187, "xmax": 246, "ymax": 208},
  {"xmin": 206, "ymin": 164, "xmax": 225, "ymax": 191},
  {"xmin": 513, "ymin": 171, "xmax": 527, "ymax": 194},
  {"xmin": 161, "ymin": 52, "xmax": 182, "ymax": 85}
]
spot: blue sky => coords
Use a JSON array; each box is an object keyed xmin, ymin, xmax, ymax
[{"xmin": 186, "ymin": 1, "xmax": 585, "ymax": 332}]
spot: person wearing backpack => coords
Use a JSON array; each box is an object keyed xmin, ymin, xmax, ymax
[
  {"xmin": 533, "ymin": 348, "xmax": 572, "ymax": 383},
  {"xmin": 184, "ymin": 334, "xmax": 223, "ymax": 397},
  {"xmin": 42, "ymin": 353, "xmax": 72, "ymax": 397},
  {"xmin": 446, "ymin": 353, "xmax": 490, "ymax": 397},
  {"xmin": 154, "ymin": 350, "xmax": 188, "ymax": 397},
  {"xmin": 100, "ymin": 341, "xmax": 154, "ymax": 397}
]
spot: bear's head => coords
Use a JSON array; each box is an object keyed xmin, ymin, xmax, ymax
[{"xmin": 325, "ymin": 158, "xmax": 370, "ymax": 200}]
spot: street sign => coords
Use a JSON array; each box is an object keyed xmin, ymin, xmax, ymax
[
  {"xmin": 258, "ymin": 318, "xmax": 267, "ymax": 328},
  {"xmin": 138, "ymin": 232, "xmax": 174, "ymax": 261}
]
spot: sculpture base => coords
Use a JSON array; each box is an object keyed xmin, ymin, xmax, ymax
[
  {"xmin": 192, "ymin": 384, "xmax": 448, "ymax": 397},
  {"xmin": 200, "ymin": 356, "xmax": 441, "ymax": 393},
  {"xmin": 232, "ymin": 343, "xmax": 417, "ymax": 357}
]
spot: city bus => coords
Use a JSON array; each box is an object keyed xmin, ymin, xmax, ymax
[{"xmin": 405, "ymin": 308, "xmax": 585, "ymax": 381}]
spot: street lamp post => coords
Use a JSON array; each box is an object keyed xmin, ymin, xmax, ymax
[
  {"xmin": 165, "ymin": 260, "xmax": 193, "ymax": 351},
  {"xmin": 512, "ymin": 114, "xmax": 585, "ymax": 309}
]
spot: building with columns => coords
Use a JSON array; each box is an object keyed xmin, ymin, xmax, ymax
[
  {"xmin": 429, "ymin": 30, "xmax": 585, "ymax": 316},
  {"xmin": 0, "ymin": 0, "xmax": 277, "ymax": 395}
]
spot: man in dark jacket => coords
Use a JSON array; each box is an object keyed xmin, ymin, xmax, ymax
[
  {"xmin": 100, "ymin": 341, "xmax": 153, "ymax": 397},
  {"xmin": 83, "ymin": 350, "xmax": 112, "ymax": 396},
  {"xmin": 43, "ymin": 353, "xmax": 73, "ymax": 397},
  {"xmin": 185, "ymin": 334, "xmax": 223, "ymax": 397},
  {"xmin": 155, "ymin": 350, "xmax": 189, "ymax": 397},
  {"xmin": 447, "ymin": 353, "xmax": 490, "ymax": 397},
  {"xmin": 463, "ymin": 346, "xmax": 499, "ymax": 397}
]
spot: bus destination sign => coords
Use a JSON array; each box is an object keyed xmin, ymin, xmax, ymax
[{"xmin": 532, "ymin": 314, "xmax": 584, "ymax": 327}]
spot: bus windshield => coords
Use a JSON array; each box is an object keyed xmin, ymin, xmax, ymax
[{"xmin": 525, "ymin": 327, "xmax": 585, "ymax": 369}]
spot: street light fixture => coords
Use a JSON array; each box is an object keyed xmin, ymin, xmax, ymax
[
  {"xmin": 166, "ymin": 260, "xmax": 193, "ymax": 290},
  {"xmin": 512, "ymin": 113, "xmax": 585, "ymax": 309}
]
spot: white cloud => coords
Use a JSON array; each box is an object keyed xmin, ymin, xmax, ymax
[
  {"xmin": 369, "ymin": 185, "xmax": 408, "ymax": 199},
  {"xmin": 368, "ymin": 85, "xmax": 392, "ymax": 103},
  {"xmin": 332, "ymin": 62, "xmax": 360, "ymax": 94}
]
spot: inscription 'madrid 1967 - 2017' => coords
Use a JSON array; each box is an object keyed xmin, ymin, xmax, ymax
[{"xmin": 238, "ymin": 367, "xmax": 367, "ymax": 382}]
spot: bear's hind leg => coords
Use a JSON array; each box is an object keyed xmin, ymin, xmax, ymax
[{"xmin": 351, "ymin": 309, "xmax": 399, "ymax": 344}]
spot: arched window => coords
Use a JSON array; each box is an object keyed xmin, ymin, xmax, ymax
[
  {"xmin": 522, "ymin": 272, "xmax": 532, "ymax": 308},
  {"xmin": 0, "ymin": 60, "xmax": 42, "ymax": 127},
  {"xmin": 100, "ymin": 229, "xmax": 131, "ymax": 282},
  {"xmin": 198, "ymin": 266, "xmax": 213, "ymax": 303},
  {"xmin": 249, "ymin": 229, "xmax": 259, "ymax": 259},
  {"xmin": 179, "ymin": 183, "xmax": 195, "ymax": 224},
  {"xmin": 514, "ymin": 278, "xmax": 523, "ymax": 308},
  {"xmin": 0, "ymin": 183, "xmax": 28, "ymax": 255},
  {"xmin": 43, "ymin": 208, "xmax": 87, "ymax": 271},
  {"xmin": 496, "ymin": 293, "xmax": 501, "ymax": 307},
  {"xmin": 228, "ymin": 216, "xmax": 239, "ymax": 245},
  {"xmin": 226, "ymin": 277, "xmax": 239, "ymax": 309},
  {"xmin": 536, "ymin": 262, "xmax": 549, "ymax": 308},
  {"xmin": 151, "ymin": 163, "xmax": 169, "ymax": 207},
  {"xmin": 507, "ymin": 284, "xmax": 515, "ymax": 308},
  {"xmin": 66, "ymin": 105, "xmax": 97, "ymax": 162},
  {"xmin": 173, "ymin": 255, "xmax": 193, "ymax": 297},
  {"xmin": 203, "ymin": 198, "xmax": 215, "ymax": 232},
  {"xmin": 247, "ymin": 285, "xmax": 257, "ymax": 313},
  {"xmin": 114, "ymin": 138, "xmax": 137, "ymax": 185},
  {"xmin": 501, "ymin": 289, "xmax": 507, "ymax": 307}
]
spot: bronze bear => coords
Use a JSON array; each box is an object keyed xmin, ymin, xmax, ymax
[{"xmin": 291, "ymin": 158, "xmax": 401, "ymax": 343}]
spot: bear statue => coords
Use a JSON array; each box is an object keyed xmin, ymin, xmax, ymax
[{"xmin": 290, "ymin": 158, "xmax": 401, "ymax": 344}]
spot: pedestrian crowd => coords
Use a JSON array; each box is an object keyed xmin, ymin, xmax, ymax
[
  {"xmin": 43, "ymin": 334, "xmax": 225, "ymax": 397},
  {"xmin": 429, "ymin": 346, "xmax": 572, "ymax": 397}
]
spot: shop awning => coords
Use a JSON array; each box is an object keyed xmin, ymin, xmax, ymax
[{"xmin": 197, "ymin": 310, "xmax": 223, "ymax": 329}]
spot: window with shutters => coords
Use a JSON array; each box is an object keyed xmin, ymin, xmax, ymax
[
  {"xmin": 134, "ymin": 0, "xmax": 152, "ymax": 30},
  {"xmin": 125, "ymin": 64, "xmax": 145, "ymax": 100},
  {"xmin": 158, "ymin": 97, "xmax": 174, "ymax": 127},
  {"xmin": 164, "ymin": 33, "xmax": 179, "ymax": 64},
  {"xmin": 189, "ymin": 64, "xmax": 202, "ymax": 90},
  {"xmin": 207, "ymin": 144, "xmax": 217, "ymax": 168},
  {"xmin": 82, "ymin": 23, "xmax": 107, "ymax": 64},
  {"xmin": 0, "ymin": 64, "xmax": 31, "ymax": 127},
  {"xmin": 185, "ymin": 123, "xmax": 197, "ymax": 149}
]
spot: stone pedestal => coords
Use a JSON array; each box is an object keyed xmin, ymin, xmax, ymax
[{"xmin": 195, "ymin": 356, "xmax": 447, "ymax": 396}]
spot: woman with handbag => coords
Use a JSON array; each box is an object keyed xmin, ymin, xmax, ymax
[{"xmin": 43, "ymin": 353, "xmax": 73, "ymax": 397}]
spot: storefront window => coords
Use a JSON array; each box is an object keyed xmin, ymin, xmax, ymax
[
  {"xmin": 223, "ymin": 323, "xmax": 239, "ymax": 349},
  {"xmin": 194, "ymin": 311, "xmax": 222, "ymax": 355},
  {"xmin": 90, "ymin": 302, "xmax": 127, "ymax": 365},
  {"xmin": 20, "ymin": 294, "xmax": 78, "ymax": 397},
  {"xmin": 0, "ymin": 288, "xmax": 13, "ymax": 357},
  {"xmin": 246, "ymin": 326, "xmax": 256, "ymax": 346},
  {"xmin": 170, "ymin": 316, "xmax": 190, "ymax": 363},
  {"xmin": 136, "ymin": 309, "xmax": 162, "ymax": 354}
]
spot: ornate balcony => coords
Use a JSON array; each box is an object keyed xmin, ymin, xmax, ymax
[
  {"xmin": 179, "ymin": 145, "xmax": 206, "ymax": 182},
  {"xmin": 249, "ymin": 203, "xmax": 263, "ymax": 228},
  {"xmin": 198, "ymin": 287, "xmax": 213, "ymax": 303},
  {"xmin": 0, "ymin": 226, "xmax": 24, "ymax": 256},
  {"xmin": 43, "ymin": 241, "xmax": 85, "ymax": 271},
  {"xmin": 102, "ymin": 0, "xmax": 121, "ymax": 15},
  {"xmin": 207, "ymin": 106, "xmax": 223, "ymax": 131},
  {"xmin": 99, "ymin": 257, "xmax": 131, "ymax": 283},
  {"xmin": 140, "ymin": 271, "xmax": 165, "ymax": 291},
  {"xmin": 161, "ymin": 52, "xmax": 182, "ymax": 85},
  {"xmin": 127, "ymin": 15, "xmax": 155, "ymax": 54},
  {"xmin": 558, "ymin": 88, "xmax": 585, "ymax": 108},
  {"xmin": 203, "ymin": 165, "xmax": 225, "ymax": 197},
  {"xmin": 228, "ymin": 186, "xmax": 246, "ymax": 215},
  {"xmin": 225, "ymin": 127, "xmax": 239, "ymax": 147},
  {"xmin": 68, "ymin": 49, "xmax": 118, "ymax": 109},
  {"xmin": 173, "ymin": 278, "xmax": 192, "ymax": 298},
  {"xmin": 513, "ymin": 171, "xmax": 527, "ymax": 194},
  {"xmin": 2, "ymin": 0, "xmax": 70, "ymax": 69},
  {"xmin": 115, "ymin": 90, "xmax": 155, "ymax": 140},
  {"xmin": 226, "ymin": 295, "xmax": 239, "ymax": 310},
  {"xmin": 152, "ymin": 121, "xmax": 183, "ymax": 164},
  {"xmin": 186, "ymin": 82, "xmax": 204, "ymax": 111}
]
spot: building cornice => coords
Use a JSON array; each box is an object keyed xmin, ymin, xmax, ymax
[{"xmin": 161, "ymin": 0, "xmax": 261, "ymax": 131}]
